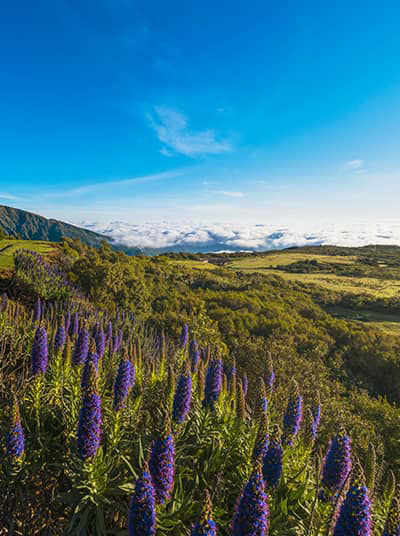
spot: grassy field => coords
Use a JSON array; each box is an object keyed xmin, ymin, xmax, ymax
[
  {"xmin": 229, "ymin": 252, "xmax": 357, "ymax": 269},
  {"xmin": 168, "ymin": 259, "xmax": 219, "ymax": 271},
  {"xmin": 0, "ymin": 239, "xmax": 58, "ymax": 269}
]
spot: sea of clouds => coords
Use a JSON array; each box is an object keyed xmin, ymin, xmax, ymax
[{"xmin": 80, "ymin": 220, "xmax": 400, "ymax": 253}]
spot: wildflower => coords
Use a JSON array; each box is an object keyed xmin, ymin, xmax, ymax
[
  {"xmin": 6, "ymin": 395, "xmax": 25, "ymax": 460},
  {"xmin": 81, "ymin": 345, "xmax": 99, "ymax": 389},
  {"xmin": 95, "ymin": 328, "xmax": 106, "ymax": 358},
  {"xmin": 77, "ymin": 361, "xmax": 101, "ymax": 460},
  {"xmin": 282, "ymin": 380, "xmax": 303, "ymax": 445},
  {"xmin": 54, "ymin": 321, "xmax": 66, "ymax": 352},
  {"xmin": 333, "ymin": 467, "xmax": 371, "ymax": 536},
  {"xmin": 237, "ymin": 380, "xmax": 247, "ymax": 421},
  {"xmin": 31, "ymin": 325, "xmax": 48, "ymax": 375},
  {"xmin": 232, "ymin": 463, "xmax": 269, "ymax": 535},
  {"xmin": 149, "ymin": 422, "xmax": 175, "ymax": 504},
  {"xmin": 320, "ymin": 433, "xmax": 352, "ymax": 501},
  {"xmin": 172, "ymin": 368, "xmax": 192, "ymax": 424},
  {"xmin": 191, "ymin": 490, "xmax": 217, "ymax": 536},
  {"xmin": 64, "ymin": 310, "xmax": 71, "ymax": 334},
  {"xmin": 70, "ymin": 311, "xmax": 79, "ymax": 337},
  {"xmin": 252, "ymin": 410, "xmax": 269, "ymax": 462},
  {"xmin": 262, "ymin": 426, "xmax": 283, "ymax": 489},
  {"xmin": 113, "ymin": 357, "xmax": 131, "ymax": 411},
  {"xmin": 180, "ymin": 323, "xmax": 189, "ymax": 349},
  {"xmin": 311, "ymin": 391, "xmax": 321, "ymax": 440},
  {"xmin": 107, "ymin": 320, "xmax": 113, "ymax": 340},
  {"xmin": 203, "ymin": 359, "xmax": 223, "ymax": 411},
  {"xmin": 128, "ymin": 463, "xmax": 156, "ymax": 536},
  {"xmin": 72, "ymin": 327, "xmax": 89, "ymax": 366},
  {"xmin": 228, "ymin": 359, "xmax": 237, "ymax": 396}
]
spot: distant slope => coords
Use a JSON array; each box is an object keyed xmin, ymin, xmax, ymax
[{"xmin": 0, "ymin": 205, "xmax": 110, "ymax": 247}]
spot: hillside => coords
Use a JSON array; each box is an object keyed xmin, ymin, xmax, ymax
[
  {"xmin": 2, "ymin": 238, "xmax": 400, "ymax": 534},
  {"xmin": 0, "ymin": 204, "xmax": 110, "ymax": 247}
]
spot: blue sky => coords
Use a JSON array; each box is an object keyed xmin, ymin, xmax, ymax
[{"xmin": 1, "ymin": 1, "xmax": 400, "ymax": 224}]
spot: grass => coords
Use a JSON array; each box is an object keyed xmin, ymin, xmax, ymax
[
  {"xmin": 0, "ymin": 239, "xmax": 58, "ymax": 269},
  {"xmin": 168, "ymin": 259, "xmax": 219, "ymax": 271},
  {"xmin": 229, "ymin": 252, "xmax": 357, "ymax": 270}
]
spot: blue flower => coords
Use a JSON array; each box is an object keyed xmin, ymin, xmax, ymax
[
  {"xmin": 149, "ymin": 430, "xmax": 175, "ymax": 504},
  {"xmin": 128, "ymin": 464, "xmax": 156, "ymax": 536},
  {"xmin": 232, "ymin": 464, "xmax": 269, "ymax": 535},
  {"xmin": 172, "ymin": 371, "xmax": 192, "ymax": 424},
  {"xmin": 31, "ymin": 325, "xmax": 48, "ymax": 375}
]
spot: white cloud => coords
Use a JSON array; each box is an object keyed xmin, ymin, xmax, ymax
[
  {"xmin": 214, "ymin": 191, "xmax": 246, "ymax": 198},
  {"xmin": 80, "ymin": 220, "xmax": 400, "ymax": 252},
  {"xmin": 44, "ymin": 170, "xmax": 183, "ymax": 198},
  {"xmin": 148, "ymin": 106, "xmax": 232, "ymax": 157},
  {"xmin": 344, "ymin": 159, "xmax": 364, "ymax": 170},
  {"xmin": 0, "ymin": 192, "xmax": 21, "ymax": 201}
]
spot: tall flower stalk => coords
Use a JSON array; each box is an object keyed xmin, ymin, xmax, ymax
[
  {"xmin": 172, "ymin": 365, "xmax": 192, "ymax": 424},
  {"xmin": 232, "ymin": 462, "xmax": 269, "ymax": 535},
  {"xmin": 6, "ymin": 395, "xmax": 25, "ymax": 461},
  {"xmin": 282, "ymin": 380, "xmax": 303, "ymax": 446},
  {"xmin": 31, "ymin": 325, "xmax": 48, "ymax": 376},
  {"xmin": 191, "ymin": 491, "xmax": 217, "ymax": 536},
  {"xmin": 149, "ymin": 419, "xmax": 175, "ymax": 504},
  {"xmin": 77, "ymin": 361, "xmax": 101, "ymax": 460},
  {"xmin": 203, "ymin": 359, "xmax": 223, "ymax": 411},
  {"xmin": 128, "ymin": 463, "xmax": 156, "ymax": 536}
]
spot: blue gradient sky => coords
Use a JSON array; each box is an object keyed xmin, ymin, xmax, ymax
[{"xmin": 1, "ymin": 1, "xmax": 400, "ymax": 224}]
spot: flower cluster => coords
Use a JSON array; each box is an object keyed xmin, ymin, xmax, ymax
[
  {"xmin": 172, "ymin": 370, "xmax": 192, "ymax": 424},
  {"xmin": 282, "ymin": 381, "xmax": 303, "ymax": 445},
  {"xmin": 149, "ymin": 425, "xmax": 175, "ymax": 504},
  {"xmin": 203, "ymin": 359, "xmax": 223, "ymax": 411},
  {"xmin": 31, "ymin": 325, "xmax": 48, "ymax": 375},
  {"xmin": 77, "ymin": 361, "xmax": 101, "ymax": 460},
  {"xmin": 128, "ymin": 464, "xmax": 156, "ymax": 536},
  {"xmin": 6, "ymin": 395, "xmax": 25, "ymax": 460},
  {"xmin": 320, "ymin": 434, "xmax": 352, "ymax": 501},
  {"xmin": 232, "ymin": 464, "xmax": 269, "ymax": 535},
  {"xmin": 113, "ymin": 357, "xmax": 131, "ymax": 411}
]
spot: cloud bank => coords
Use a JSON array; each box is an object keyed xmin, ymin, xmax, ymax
[{"xmin": 80, "ymin": 220, "xmax": 400, "ymax": 253}]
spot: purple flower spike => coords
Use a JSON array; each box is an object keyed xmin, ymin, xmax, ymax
[
  {"xmin": 180, "ymin": 323, "xmax": 189, "ymax": 349},
  {"xmin": 172, "ymin": 370, "xmax": 192, "ymax": 424},
  {"xmin": 54, "ymin": 322, "xmax": 66, "ymax": 351},
  {"xmin": 320, "ymin": 434, "xmax": 352, "ymax": 501},
  {"xmin": 128, "ymin": 464, "xmax": 156, "ymax": 536},
  {"xmin": 113, "ymin": 358, "xmax": 131, "ymax": 411},
  {"xmin": 282, "ymin": 381, "xmax": 303, "ymax": 446},
  {"xmin": 232, "ymin": 464, "xmax": 269, "ymax": 536},
  {"xmin": 333, "ymin": 473, "xmax": 371, "ymax": 536},
  {"xmin": 64, "ymin": 310, "xmax": 71, "ymax": 334},
  {"xmin": 107, "ymin": 320, "xmax": 113, "ymax": 340},
  {"xmin": 191, "ymin": 491, "xmax": 217, "ymax": 536},
  {"xmin": 72, "ymin": 327, "xmax": 89, "ymax": 366},
  {"xmin": 77, "ymin": 361, "xmax": 101, "ymax": 460},
  {"xmin": 95, "ymin": 329, "xmax": 106, "ymax": 358},
  {"xmin": 81, "ymin": 348, "xmax": 99, "ymax": 389},
  {"xmin": 203, "ymin": 359, "xmax": 223, "ymax": 411},
  {"xmin": 129, "ymin": 361, "xmax": 136, "ymax": 389},
  {"xmin": 262, "ymin": 427, "xmax": 283, "ymax": 489},
  {"xmin": 6, "ymin": 396, "xmax": 25, "ymax": 460},
  {"xmin": 31, "ymin": 325, "xmax": 48, "ymax": 375},
  {"xmin": 149, "ymin": 428, "xmax": 175, "ymax": 504},
  {"xmin": 70, "ymin": 312, "xmax": 79, "ymax": 337},
  {"xmin": 312, "ymin": 396, "xmax": 321, "ymax": 440}
]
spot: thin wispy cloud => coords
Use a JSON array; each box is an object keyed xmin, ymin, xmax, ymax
[
  {"xmin": 45, "ymin": 170, "xmax": 183, "ymax": 199},
  {"xmin": 0, "ymin": 192, "xmax": 21, "ymax": 201},
  {"xmin": 344, "ymin": 159, "xmax": 364, "ymax": 170},
  {"xmin": 214, "ymin": 190, "xmax": 246, "ymax": 198},
  {"xmin": 148, "ymin": 106, "xmax": 232, "ymax": 157}
]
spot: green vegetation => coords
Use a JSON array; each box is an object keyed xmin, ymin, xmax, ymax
[
  {"xmin": 2, "ymin": 238, "xmax": 400, "ymax": 534},
  {"xmin": 0, "ymin": 239, "xmax": 58, "ymax": 269}
]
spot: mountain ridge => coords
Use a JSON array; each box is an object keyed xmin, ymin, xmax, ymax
[{"xmin": 0, "ymin": 204, "xmax": 112, "ymax": 247}]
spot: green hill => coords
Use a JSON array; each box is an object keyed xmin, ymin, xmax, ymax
[{"xmin": 0, "ymin": 204, "xmax": 109, "ymax": 247}]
